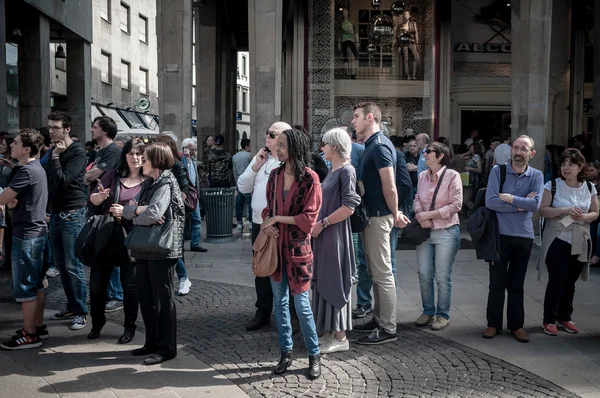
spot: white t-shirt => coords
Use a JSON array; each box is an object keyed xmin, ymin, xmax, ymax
[
  {"xmin": 494, "ymin": 143, "xmax": 511, "ymax": 165},
  {"xmin": 544, "ymin": 178, "xmax": 597, "ymax": 244}
]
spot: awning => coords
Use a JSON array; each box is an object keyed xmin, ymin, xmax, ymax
[{"xmin": 93, "ymin": 104, "xmax": 160, "ymax": 134}]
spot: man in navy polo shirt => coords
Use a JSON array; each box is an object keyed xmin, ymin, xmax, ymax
[
  {"xmin": 351, "ymin": 101, "xmax": 410, "ymax": 345},
  {"xmin": 483, "ymin": 135, "xmax": 544, "ymax": 343}
]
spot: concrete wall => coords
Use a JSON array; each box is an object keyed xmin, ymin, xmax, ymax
[
  {"xmin": 24, "ymin": 0, "xmax": 93, "ymax": 42},
  {"xmin": 90, "ymin": 0, "xmax": 159, "ymax": 115}
]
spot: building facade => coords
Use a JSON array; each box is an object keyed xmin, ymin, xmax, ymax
[{"xmin": 236, "ymin": 51, "xmax": 251, "ymax": 149}]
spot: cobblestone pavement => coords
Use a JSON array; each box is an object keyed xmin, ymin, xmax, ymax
[{"xmin": 0, "ymin": 268, "xmax": 579, "ymax": 398}]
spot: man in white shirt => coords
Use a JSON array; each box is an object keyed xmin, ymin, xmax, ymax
[
  {"xmin": 493, "ymin": 133, "xmax": 512, "ymax": 166},
  {"xmin": 238, "ymin": 121, "xmax": 292, "ymax": 332}
]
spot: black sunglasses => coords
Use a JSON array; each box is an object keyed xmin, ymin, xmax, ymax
[
  {"xmin": 266, "ymin": 130, "xmax": 277, "ymax": 139},
  {"xmin": 424, "ymin": 149, "xmax": 436, "ymax": 154}
]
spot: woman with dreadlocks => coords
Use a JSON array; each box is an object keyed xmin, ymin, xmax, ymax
[{"xmin": 261, "ymin": 127, "xmax": 323, "ymax": 380}]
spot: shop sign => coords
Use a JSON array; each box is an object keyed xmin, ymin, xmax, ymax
[{"xmin": 455, "ymin": 42, "xmax": 511, "ymax": 53}]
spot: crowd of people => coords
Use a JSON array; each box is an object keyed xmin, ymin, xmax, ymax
[{"xmin": 1, "ymin": 102, "xmax": 598, "ymax": 382}]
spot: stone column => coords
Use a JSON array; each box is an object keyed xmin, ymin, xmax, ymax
[
  {"xmin": 18, "ymin": 13, "xmax": 51, "ymax": 129},
  {"xmin": 67, "ymin": 40, "xmax": 91, "ymax": 140},
  {"xmin": 511, "ymin": 0, "xmax": 553, "ymax": 172},
  {"xmin": 0, "ymin": 0, "xmax": 7, "ymax": 132},
  {"xmin": 196, "ymin": 1, "xmax": 217, "ymax": 160},
  {"xmin": 157, "ymin": 0, "xmax": 193, "ymax": 143},
  {"xmin": 436, "ymin": 0, "xmax": 452, "ymax": 139},
  {"xmin": 593, "ymin": 0, "xmax": 600, "ymax": 159},
  {"xmin": 248, "ymin": 0, "xmax": 284, "ymax": 155},
  {"xmin": 569, "ymin": 0, "xmax": 585, "ymax": 138}
]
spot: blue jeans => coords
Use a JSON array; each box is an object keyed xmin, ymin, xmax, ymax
[
  {"xmin": 175, "ymin": 258, "xmax": 187, "ymax": 279},
  {"xmin": 50, "ymin": 208, "xmax": 88, "ymax": 315},
  {"xmin": 107, "ymin": 267, "xmax": 124, "ymax": 301},
  {"xmin": 11, "ymin": 236, "xmax": 46, "ymax": 303},
  {"xmin": 235, "ymin": 192, "xmax": 252, "ymax": 224},
  {"xmin": 191, "ymin": 203, "xmax": 202, "ymax": 248},
  {"xmin": 43, "ymin": 234, "xmax": 54, "ymax": 271},
  {"xmin": 416, "ymin": 224, "xmax": 461, "ymax": 320},
  {"xmin": 356, "ymin": 229, "xmax": 398, "ymax": 309},
  {"xmin": 270, "ymin": 266, "xmax": 319, "ymax": 356}
]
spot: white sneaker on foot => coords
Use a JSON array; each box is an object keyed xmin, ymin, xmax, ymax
[
  {"xmin": 318, "ymin": 332, "xmax": 333, "ymax": 346},
  {"xmin": 431, "ymin": 316, "xmax": 450, "ymax": 331},
  {"xmin": 178, "ymin": 277, "xmax": 191, "ymax": 296},
  {"xmin": 320, "ymin": 337, "xmax": 350, "ymax": 354}
]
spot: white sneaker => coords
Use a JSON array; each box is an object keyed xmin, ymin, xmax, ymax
[
  {"xmin": 46, "ymin": 267, "xmax": 60, "ymax": 278},
  {"xmin": 320, "ymin": 337, "xmax": 350, "ymax": 354},
  {"xmin": 178, "ymin": 277, "xmax": 191, "ymax": 296},
  {"xmin": 318, "ymin": 332, "xmax": 333, "ymax": 346}
]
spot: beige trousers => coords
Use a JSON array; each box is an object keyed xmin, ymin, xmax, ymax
[{"xmin": 360, "ymin": 213, "xmax": 396, "ymax": 334}]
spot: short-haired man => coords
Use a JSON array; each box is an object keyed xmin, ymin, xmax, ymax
[
  {"xmin": 46, "ymin": 111, "xmax": 89, "ymax": 330},
  {"xmin": 485, "ymin": 139, "xmax": 501, "ymax": 179},
  {"xmin": 181, "ymin": 138, "xmax": 207, "ymax": 253},
  {"xmin": 484, "ymin": 135, "xmax": 544, "ymax": 343},
  {"xmin": 0, "ymin": 129, "xmax": 48, "ymax": 349},
  {"xmin": 493, "ymin": 133, "xmax": 512, "ymax": 167},
  {"xmin": 351, "ymin": 101, "xmax": 409, "ymax": 344},
  {"xmin": 85, "ymin": 116, "xmax": 121, "ymax": 190},
  {"xmin": 415, "ymin": 133, "xmax": 430, "ymax": 175},
  {"xmin": 238, "ymin": 122, "xmax": 291, "ymax": 331},
  {"xmin": 233, "ymin": 139, "xmax": 252, "ymax": 232},
  {"xmin": 207, "ymin": 134, "xmax": 232, "ymax": 187}
]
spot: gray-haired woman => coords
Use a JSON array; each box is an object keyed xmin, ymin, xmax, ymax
[{"xmin": 311, "ymin": 128, "xmax": 360, "ymax": 354}]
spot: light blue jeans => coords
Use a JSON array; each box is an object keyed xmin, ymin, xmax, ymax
[
  {"xmin": 416, "ymin": 224, "xmax": 461, "ymax": 320},
  {"xmin": 270, "ymin": 266, "xmax": 319, "ymax": 356},
  {"xmin": 107, "ymin": 267, "xmax": 123, "ymax": 301},
  {"xmin": 356, "ymin": 228, "xmax": 399, "ymax": 309},
  {"xmin": 175, "ymin": 258, "xmax": 187, "ymax": 279},
  {"xmin": 191, "ymin": 203, "xmax": 202, "ymax": 248}
]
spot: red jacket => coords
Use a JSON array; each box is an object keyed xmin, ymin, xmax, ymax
[{"xmin": 262, "ymin": 166, "xmax": 322, "ymax": 295}]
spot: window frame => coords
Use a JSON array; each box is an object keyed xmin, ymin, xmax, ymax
[
  {"xmin": 100, "ymin": 0, "xmax": 111, "ymax": 23},
  {"xmin": 139, "ymin": 13, "xmax": 148, "ymax": 43},
  {"xmin": 139, "ymin": 67, "xmax": 149, "ymax": 95},
  {"xmin": 120, "ymin": 1, "xmax": 131, "ymax": 34},
  {"xmin": 100, "ymin": 50, "xmax": 112, "ymax": 84},
  {"xmin": 121, "ymin": 59, "xmax": 131, "ymax": 90}
]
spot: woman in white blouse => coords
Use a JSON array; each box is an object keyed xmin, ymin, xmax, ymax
[{"xmin": 538, "ymin": 148, "xmax": 599, "ymax": 336}]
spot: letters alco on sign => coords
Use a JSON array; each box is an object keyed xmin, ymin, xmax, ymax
[{"xmin": 455, "ymin": 42, "xmax": 511, "ymax": 53}]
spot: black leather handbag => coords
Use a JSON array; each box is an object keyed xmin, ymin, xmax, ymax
[
  {"xmin": 351, "ymin": 199, "xmax": 370, "ymax": 233},
  {"xmin": 402, "ymin": 168, "xmax": 448, "ymax": 246}
]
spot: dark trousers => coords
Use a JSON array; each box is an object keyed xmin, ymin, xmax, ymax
[
  {"xmin": 486, "ymin": 235, "xmax": 533, "ymax": 330},
  {"xmin": 543, "ymin": 238, "xmax": 585, "ymax": 324},
  {"xmin": 137, "ymin": 258, "xmax": 177, "ymax": 358},
  {"xmin": 251, "ymin": 223, "xmax": 296, "ymax": 320},
  {"xmin": 90, "ymin": 264, "xmax": 138, "ymax": 333}
]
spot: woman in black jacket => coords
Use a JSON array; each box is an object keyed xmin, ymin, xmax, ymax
[{"xmin": 155, "ymin": 134, "xmax": 192, "ymax": 295}]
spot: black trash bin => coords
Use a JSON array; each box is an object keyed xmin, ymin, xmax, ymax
[{"xmin": 201, "ymin": 187, "xmax": 236, "ymax": 243}]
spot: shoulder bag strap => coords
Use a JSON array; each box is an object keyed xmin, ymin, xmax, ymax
[
  {"xmin": 551, "ymin": 178, "xmax": 557, "ymax": 206},
  {"xmin": 499, "ymin": 164, "xmax": 507, "ymax": 194},
  {"xmin": 270, "ymin": 172, "xmax": 278, "ymax": 217},
  {"xmin": 429, "ymin": 167, "xmax": 448, "ymax": 211}
]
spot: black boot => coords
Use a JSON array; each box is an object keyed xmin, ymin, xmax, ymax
[
  {"xmin": 273, "ymin": 351, "xmax": 293, "ymax": 375},
  {"xmin": 245, "ymin": 314, "xmax": 270, "ymax": 331},
  {"xmin": 308, "ymin": 354, "xmax": 321, "ymax": 380}
]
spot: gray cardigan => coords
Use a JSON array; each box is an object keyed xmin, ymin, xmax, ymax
[{"xmin": 536, "ymin": 217, "xmax": 591, "ymax": 282}]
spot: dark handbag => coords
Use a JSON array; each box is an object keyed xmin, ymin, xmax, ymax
[
  {"xmin": 124, "ymin": 181, "xmax": 176, "ymax": 259},
  {"xmin": 351, "ymin": 199, "xmax": 370, "ymax": 233},
  {"xmin": 402, "ymin": 168, "xmax": 448, "ymax": 246},
  {"xmin": 184, "ymin": 176, "xmax": 199, "ymax": 213},
  {"xmin": 76, "ymin": 176, "xmax": 129, "ymax": 267},
  {"xmin": 252, "ymin": 174, "xmax": 278, "ymax": 277}
]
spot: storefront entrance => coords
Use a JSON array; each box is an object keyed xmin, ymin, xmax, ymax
[{"xmin": 460, "ymin": 109, "xmax": 511, "ymax": 145}]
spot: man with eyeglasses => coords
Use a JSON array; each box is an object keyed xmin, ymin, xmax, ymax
[
  {"xmin": 238, "ymin": 122, "xmax": 297, "ymax": 332},
  {"xmin": 45, "ymin": 111, "xmax": 89, "ymax": 331},
  {"xmin": 483, "ymin": 135, "xmax": 544, "ymax": 343}
]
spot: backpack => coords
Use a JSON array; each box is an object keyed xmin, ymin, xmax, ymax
[
  {"xmin": 540, "ymin": 179, "xmax": 593, "ymax": 237},
  {"xmin": 470, "ymin": 164, "xmax": 507, "ymax": 215}
]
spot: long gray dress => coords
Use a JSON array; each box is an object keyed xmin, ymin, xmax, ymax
[{"xmin": 312, "ymin": 164, "xmax": 360, "ymax": 332}]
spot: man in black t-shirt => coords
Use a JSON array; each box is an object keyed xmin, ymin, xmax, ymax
[
  {"xmin": 0, "ymin": 129, "xmax": 48, "ymax": 350},
  {"xmin": 85, "ymin": 116, "xmax": 121, "ymax": 191}
]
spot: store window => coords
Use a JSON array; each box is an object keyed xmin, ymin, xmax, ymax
[
  {"xmin": 120, "ymin": 2, "xmax": 130, "ymax": 33},
  {"xmin": 100, "ymin": 51, "xmax": 112, "ymax": 84},
  {"xmin": 121, "ymin": 60, "xmax": 131, "ymax": 89},
  {"xmin": 309, "ymin": 0, "xmax": 435, "ymax": 141}
]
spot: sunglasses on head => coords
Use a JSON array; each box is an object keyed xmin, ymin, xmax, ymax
[
  {"xmin": 424, "ymin": 149, "xmax": 436, "ymax": 154},
  {"xmin": 266, "ymin": 130, "xmax": 277, "ymax": 139}
]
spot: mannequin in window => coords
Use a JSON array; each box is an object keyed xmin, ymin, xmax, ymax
[
  {"xmin": 338, "ymin": 8, "xmax": 359, "ymax": 79},
  {"xmin": 394, "ymin": 9, "xmax": 420, "ymax": 80}
]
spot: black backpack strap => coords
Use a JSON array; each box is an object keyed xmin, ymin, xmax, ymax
[
  {"xmin": 499, "ymin": 164, "xmax": 507, "ymax": 194},
  {"xmin": 586, "ymin": 180, "xmax": 593, "ymax": 194},
  {"xmin": 549, "ymin": 178, "xmax": 557, "ymax": 206}
]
